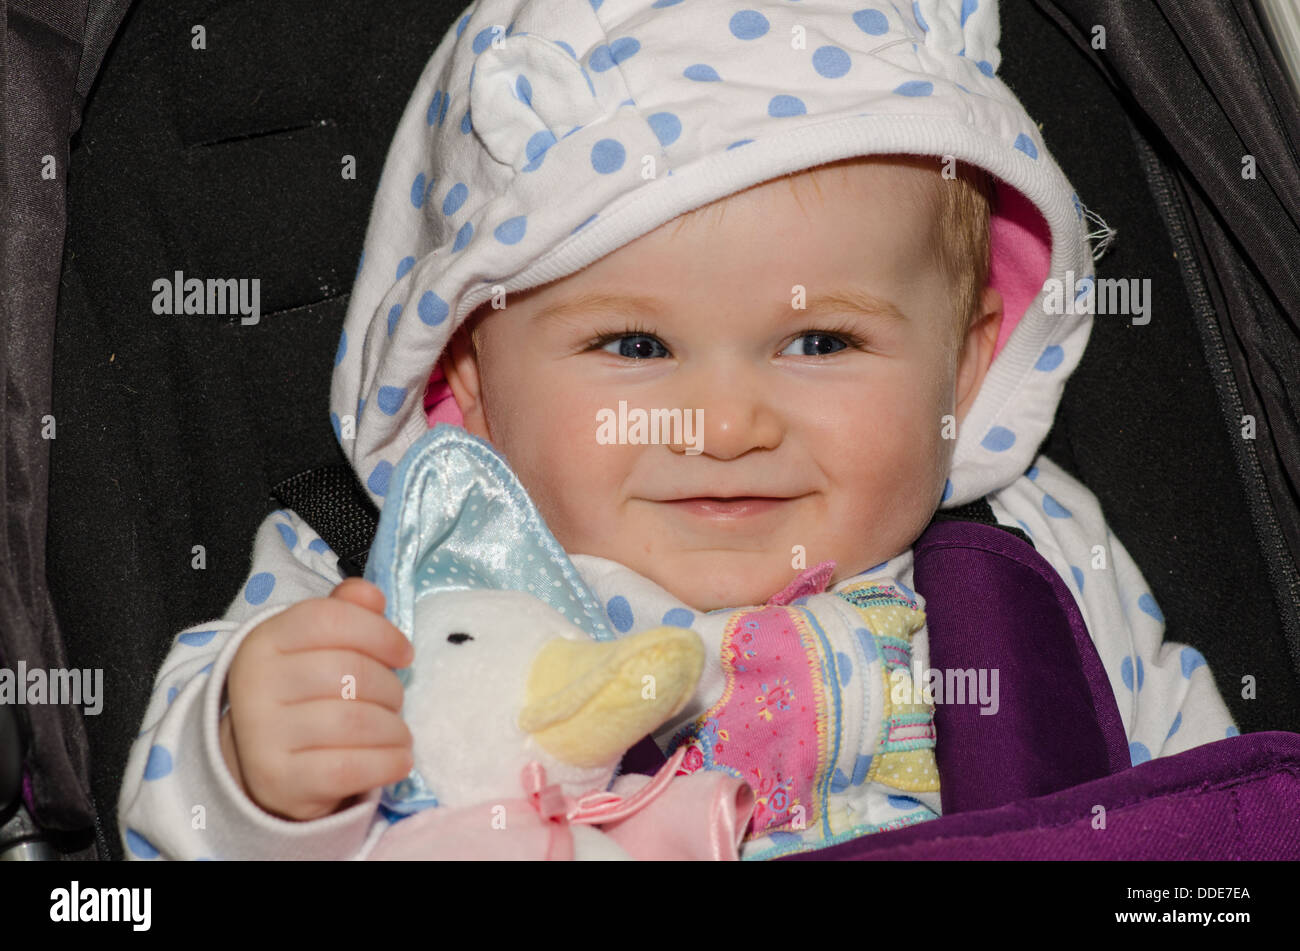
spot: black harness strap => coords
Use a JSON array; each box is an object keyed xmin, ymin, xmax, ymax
[{"xmin": 270, "ymin": 464, "xmax": 379, "ymax": 578}]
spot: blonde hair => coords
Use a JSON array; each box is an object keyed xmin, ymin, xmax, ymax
[{"xmin": 787, "ymin": 154, "xmax": 994, "ymax": 346}]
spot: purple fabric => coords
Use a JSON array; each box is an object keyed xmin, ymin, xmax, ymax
[
  {"xmin": 914, "ymin": 519, "xmax": 1130, "ymax": 813},
  {"xmin": 779, "ymin": 731, "xmax": 1300, "ymax": 859},
  {"xmin": 620, "ymin": 733, "xmax": 668, "ymax": 777}
]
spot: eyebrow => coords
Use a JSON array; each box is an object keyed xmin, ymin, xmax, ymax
[
  {"xmin": 529, "ymin": 292, "xmax": 664, "ymax": 327},
  {"xmin": 528, "ymin": 288, "xmax": 907, "ymax": 326},
  {"xmin": 803, "ymin": 289, "xmax": 909, "ymax": 322}
]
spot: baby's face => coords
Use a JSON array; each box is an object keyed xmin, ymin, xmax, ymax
[{"xmin": 445, "ymin": 158, "xmax": 999, "ymax": 611}]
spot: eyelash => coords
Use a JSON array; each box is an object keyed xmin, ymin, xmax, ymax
[{"xmin": 580, "ymin": 319, "xmax": 871, "ymax": 356}]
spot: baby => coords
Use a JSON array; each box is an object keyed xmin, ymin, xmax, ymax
[{"xmin": 118, "ymin": 0, "xmax": 1236, "ymax": 861}]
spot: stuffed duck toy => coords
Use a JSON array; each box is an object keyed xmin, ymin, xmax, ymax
[{"xmin": 359, "ymin": 424, "xmax": 756, "ymax": 860}]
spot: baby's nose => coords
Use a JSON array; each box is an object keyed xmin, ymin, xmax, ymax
[{"xmin": 668, "ymin": 371, "xmax": 782, "ymax": 460}]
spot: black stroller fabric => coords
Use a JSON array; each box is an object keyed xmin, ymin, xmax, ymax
[{"xmin": 1, "ymin": 0, "xmax": 1294, "ymax": 859}]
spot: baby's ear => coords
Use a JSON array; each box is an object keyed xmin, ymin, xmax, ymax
[
  {"xmin": 953, "ymin": 286, "xmax": 1003, "ymax": 424},
  {"xmin": 442, "ymin": 322, "xmax": 489, "ymax": 439}
]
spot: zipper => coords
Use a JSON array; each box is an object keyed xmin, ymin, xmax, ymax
[{"xmin": 1131, "ymin": 125, "xmax": 1300, "ymax": 681}]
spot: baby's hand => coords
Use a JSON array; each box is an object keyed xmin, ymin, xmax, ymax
[{"xmin": 219, "ymin": 578, "xmax": 415, "ymax": 821}]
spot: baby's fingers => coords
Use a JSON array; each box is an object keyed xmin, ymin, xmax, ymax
[
  {"xmin": 275, "ymin": 598, "xmax": 413, "ymax": 670},
  {"xmin": 283, "ymin": 699, "xmax": 413, "ymax": 753},
  {"xmin": 291, "ymin": 747, "xmax": 415, "ymax": 818},
  {"xmin": 274, "ymin": 650, "xmax": 406, "ymax": 711}
]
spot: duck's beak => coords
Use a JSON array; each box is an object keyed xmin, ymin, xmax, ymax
[{"xmin": 518, "ymin": 626, "xmax": 704, "ymax": 767}]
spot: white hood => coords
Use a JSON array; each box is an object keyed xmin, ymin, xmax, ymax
[{"xmin": 332, "ymin": 0, "xmax": 1095, "ymax": 511}]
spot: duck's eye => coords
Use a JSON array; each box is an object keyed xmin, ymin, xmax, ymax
[{"xmin": 447, "ymin": 632, "xmax": 474, "ymax": 644}]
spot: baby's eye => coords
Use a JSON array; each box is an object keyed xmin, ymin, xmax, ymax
[
  {"xmin": 598, "ymin": 334, "xmax": 670, "ymax": 359},
  {"xmin": 780, "ymin": 332, "xmax": 851, "ymax": 357}
]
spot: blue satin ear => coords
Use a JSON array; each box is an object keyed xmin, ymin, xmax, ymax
[{"xmin": 364, "ymin": 423, "xmax": 615, "ymax": 645}]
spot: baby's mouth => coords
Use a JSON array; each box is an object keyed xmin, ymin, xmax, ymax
[{"xmin": 660, "ymin": 496, "xmax": 793, "ymax": 519}]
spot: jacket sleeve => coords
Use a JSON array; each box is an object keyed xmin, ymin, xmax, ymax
[
  {"xmin": 989, "ymin": 457, "xmax": 1237, "ymax": 765},
  {"xmin": 117, "ymin": 507, "xmax": 386, "ymax": 860}
]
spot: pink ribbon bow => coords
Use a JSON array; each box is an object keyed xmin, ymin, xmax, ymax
[{"xmin": 521, "ymin": 746, "xmax": 693, "ymax": 860}]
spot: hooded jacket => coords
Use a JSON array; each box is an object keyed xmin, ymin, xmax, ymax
[{"xmin": 118, "ymin": 0, "xmax": 1235, "ymax": 860}]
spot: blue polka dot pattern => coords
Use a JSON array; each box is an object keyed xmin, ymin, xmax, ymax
[
  {"xmin": 368, "ymin": 460, "xmax": 394, "ymax": 496},
  {"xmin": 981, "ymin": 426, "xmax": 1016, "ymax": 452},
  {"xmin": 591, "ymin": 138, "xmax": 626, "ymax": 173},
  {"xmin": 410, "ymin": 172, "xmax": 427, "ymax": 208},
  {"xmin": 1166, "ymin": 712, "xmax": 1182, "ymax": 740},
  {"xmin": 912, "ymin": 2, "xmax": 930, "ymax": 31},
  {"xmin": 276, "ymin": 522, "xmax": 297, "ymax": 550},
  {"xmin": 894, "ymin": 80, "xmax": 933, "ymax": 97},
  {"xmin": 472, "ymin": 27, "xmax": 496, "ymax": 55},
  {"xmin": 126, "ymin": 829, "xmax": 159, "ymax": 859},
  {"xmin": 962, "ymin": 0, "xmax": 980, "ymax": 26},
  {"xmin": 813, "ymin": 46, "xmax": 851, "ymax": 78},
  {"xmin": 853, "ymin": 9, "xmax": 889, "ymax": 35},
  {"xmin": 663, "ymin": 607, "xmax": 694, "ymax": 627},
  {"xmin": 387, "ymin": 303, "xmax": 402, "ymax": 335},
  {"xmin": 941, "ymin": 478, "xmax": 952, "ymax": 502},
  {"xmin": 522, "ymin": 131, "xmax": 556, "ymax": 172},
  {"xmin": 1226, "ymin": 725, "xmax": 1240, "ymax": 738},
  {"xmin": 854, "ymin": 627, "xmax": 877, "ymax": 663},
  {"xmin": 144, "ymin": 745, "xmax": 173, "ymax": 780},
  {"xmin": 730, "ymin": 10, "xmax": 770, "ymax": 40},
  {"xmin": 590, "ymin": 37, "xmax": 640, "ymax": 71},
  {"xmin": 1014, "ymin": 133, "xmax": 1039, "ymax": 159},
  {"xmin": 1035, "ymin": 345, "xmax": 1064, "ymax": 371},
  {"xmin": 1042, "ymin": 494, "xmax": 1071, "ymax": 518},
  {"xmin": 308, "ymin": 538, "xmax": 330, "ymax": 555},
  {"xmin": 419, "ymin": 291, "xmax": 449, "ymax": 325},
  {"xmin": 334, "ymin": 330, "xmax": 347, "ymax": 368},
  {"xmin": 977, "ymin": 60, "xmax": 994, "ymax": 77},
  {"xmin": 1180, "ymin": 646, "xmax": 1206, "ymax": 678},
  {"xmin": 648, "ymin": 112, "xmax": 682, "ymax": 146},
  {"xmin": 245, "ymin": 572, "xmax": 275, "ymax": 605},
  {"xmin": 396, "ymin": 256, "xmax": 415, "ymax": 280},
  {"xmin": 1139, "ymin": 593, "xmax": 1164, "ymax": 623},
  {"xmin": 607, "ymin": 595, "xmax": 634, "ymax": 632},
  {"xmin": 684, "ymin": 64, "xmax": 721, "ymax": 82},
  {"xmin": 443, "ymin": 183, "xmax": 469, "ymax": 215},
  {"xmin": 377, "ymin": 386, "xmax": 407, "ymax": 415},
  {"xmin": 453, "ymin": 222, "xmax": 474, "ymax": 251},
  {"xmin": 1129, "ymin": 741, "xmax": 1151, "ymax": 765},
  {"xmin": 1070, "ymin": 565, "xmax": 1084, "ymax": 592},
  {"xmin": 179, "ymin": 629, "xmax": 216, "ymax": 646},
  {"xmin": 888, "ymin": 794, "xmax": 922, "ymax": 810},
  {"xmin": 769, "ymin": 95, "xmax": 806, "ymax": 117},
  {"xmin": 495, "ymin": 216, "xmax": 528, "ymax": 244}
]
